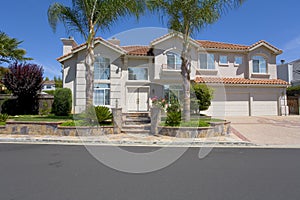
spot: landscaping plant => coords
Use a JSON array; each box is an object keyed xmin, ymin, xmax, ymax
[
  {"xmin": 52, "ymin": 88, "xmax": 72, "ymax": 116},
  {"xmin": 165, "ymin": 100, "xmax": 181, "ymax": 127},
  {"xmin": 0, "ymin": 113, "xmax": 9, "ymax": 122},
  {"xmin": 83, "ymin": 106, "xmax": 113, "ymax": 125},
  {"xmin": 3, "ymin": 62, "xmax": 43, "ymax": 115},
  {"xmin": 191, "ymin": 83, "xmax": 213, "ymax": 114}
]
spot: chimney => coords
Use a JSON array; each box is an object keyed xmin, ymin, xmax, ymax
[
  {"xmin": 61, "ymin": 36, "xmax": 78, "ymax": 55},
  {"xmin": 108, "ymin": 37, "xmax": 121, "ymax": 46}
]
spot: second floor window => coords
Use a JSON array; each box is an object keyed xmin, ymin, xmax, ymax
[
  {"xmin": 199, "ymin": 53, "xmax": 215, "ymax": 69},
  {"xmin": 219, "ymin": 55, "xmax": 228, "ymax": 65},
  {"xmin": 167, "ymin": 52, "xmax": 182, "ymax": 70},
  {"xmin": 235, "ymin": 56, "xmax": 243, "ymax": 65},
  {"xmin": 94, "ymin": 56, "xmax": 110, "ymax": 80},
  {"xmin": 252, "ymin": 56, "xmax": 267, "ymax": 73},
  {"xmin": 128, "ymin": 68, "xmax": 148, "ymax": 80}
]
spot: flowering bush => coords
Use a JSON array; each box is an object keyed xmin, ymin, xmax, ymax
[{"xmin": 151, "ymin": 96, "xmax": 167, "ymax": 109}]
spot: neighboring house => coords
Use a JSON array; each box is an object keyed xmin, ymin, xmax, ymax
[
  {"xmin": 277, "ymin": 59, "xmax": 300, "ymax": 86},
  {"xmin": 42, "ymin": 80, "xmax": 56, "ymax": 91},
  {"xmin": 57, "ymin": 33, "xmax": 289, "ymax": 116}
]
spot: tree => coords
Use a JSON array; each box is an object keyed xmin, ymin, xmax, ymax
[
  {"xmin": 54, "ymin": 76, "xmax": 63, "ymax": 88},
  {"xmin": 48, "ymin": 0, "xmax": 145, "ymax": 110},
  {"xmin": 191, "ymin": 83, "xmax": 213, "ymax": 114},
  {"xmin": 0, "ymin": 31, "xmax": 32, "ymax": 64},
  {"xmin": 3, "ymin": 62, "xmax": 44, "ymax": 114},
  {"xmin": 147, "ymin": 0, "xmax": 244, "ymax": 121}
]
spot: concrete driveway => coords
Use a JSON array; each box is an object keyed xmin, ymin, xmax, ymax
[{"xmin": 226, "ymin": 116, "xmax": 300, "ymax": 146}]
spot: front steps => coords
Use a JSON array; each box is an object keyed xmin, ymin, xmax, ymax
[{"xmin": 121, "ymin": 113, "xmax": 151, "ymax": 134}]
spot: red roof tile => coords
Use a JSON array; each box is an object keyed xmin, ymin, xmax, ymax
[
  {"xmin": 194, "ymin": 77, "xmax": 289, "ymax": 85},
  {"xmin": 121, "ymin": 46, "xmax": 151, "ymax": 56},
  {"xmin": 197, "ymin": 40, "xmax": 249, "ymax": 50}
]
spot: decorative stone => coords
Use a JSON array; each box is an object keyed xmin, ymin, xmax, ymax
[
  {"xmin": 112, "ymin": 108, "xmax": 122, "ymax": 134},
  {"xmin": 151, "ymin": 106, "xmax": 161, "ymax": 135}
]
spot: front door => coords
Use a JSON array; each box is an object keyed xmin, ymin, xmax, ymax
[{"xmin": 127, "ymin": 87, "xmax": 149, "ymax": 112}]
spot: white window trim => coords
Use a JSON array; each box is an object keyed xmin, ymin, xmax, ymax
[
  {"xmin": 252, "ymin": 55, "xmax": 268, "ymax": 74},
  {"xmin": 234, "ymin": 56, "xmax": 243, "ymax": 66},
  {"xmin": 94, "ymin": 84, "xmax": 111, "ymax": 106},
  {"xmin": 199, "ymin": 53, "xmax": 215, "ymax": 70},
  {"xmin": 166, "ymin": 52, "xmax": 182, "ymax": 70},
  {"xmin": 219, "ymin": 55, "xmax": 229, "ymax": 66}
]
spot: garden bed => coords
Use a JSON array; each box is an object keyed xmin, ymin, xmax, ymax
[
  {"xmin": 158, "ymin": 120, "xmax": 231, "ymax": 138},
  {"xmin": 0, "ymin": 120, "xmax": 113, "ymax": 136}
]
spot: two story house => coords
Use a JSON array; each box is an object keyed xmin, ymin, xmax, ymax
[{"xmin": 57, "ymin": 33, "xmax": 289, "ymax": 117}]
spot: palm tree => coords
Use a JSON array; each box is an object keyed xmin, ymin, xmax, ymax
[
  {"xmin": 147, "ymin": 0, "xmax": 244, "ymax": 121},
  {"xmin": 0, "ymin": 31, "xmax": 32, "ymax": 64},
  {"xmin": 48, "ymin": 0, "xmax": 145, "ymax": 109}
]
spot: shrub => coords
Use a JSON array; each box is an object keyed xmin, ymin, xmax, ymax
[
  {"xmin": 44, "ymin": 90, "xmax": 55, "ymax": 96},
  {"xmin": 191, "ymin": 83, "xmax": 213, "ymax": 113},
  {"xmin": 287, "ymin": 85, "xmax": 300, "ymax": 96},
  {"xmin": 1, "ymin": 99, "xmax": 16, "ymax": 115},
  {"xmin": 83, "ymin": 106, "xmax": 112, "ymax": 125},
  {"xmin": 52, "ymin": 88, "xmax": 72, "ymax": 116},
  {"xmin": 0, "ymin": 113, "xmax": 9, "ymax": 122},
  {"xmin": 165, "ymin": 100, "xmax": 181, "ymax": 127}
]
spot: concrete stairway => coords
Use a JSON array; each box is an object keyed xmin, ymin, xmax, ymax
[{"xmin": 121, "ymin": 113, "xmax": 151, "ymax": 134}]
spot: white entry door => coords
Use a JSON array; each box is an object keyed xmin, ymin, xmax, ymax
[{"xmin": 127, "ymin": 87, "xmax": 149, "ymax": 112}]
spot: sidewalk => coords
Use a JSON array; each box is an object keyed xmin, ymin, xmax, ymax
[
  {"xmin": 226, "ymin": 116, "xmax": 300, "ymax": 146},
  {"xmin": 0, "ymin": 132, "xmax": 252, "ymax": 147}
]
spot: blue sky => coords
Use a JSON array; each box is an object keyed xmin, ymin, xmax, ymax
[{"xmin": 0, "ymin": 0, "xmax": 299, "ymax": 78}]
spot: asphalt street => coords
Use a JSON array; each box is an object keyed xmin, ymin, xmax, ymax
[{"xmin": 0, "ymin": 144, "xmax": 300, "ymax": 200}]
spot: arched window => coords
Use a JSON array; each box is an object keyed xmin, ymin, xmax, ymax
[{"xmin": 252, "ymin": 56, "xmax": 267, "ymax": 74}]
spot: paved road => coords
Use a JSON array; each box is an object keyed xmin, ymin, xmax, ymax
[{"xmin": 1, "ymin": 144, "xmax": 300, "ymax": 200}]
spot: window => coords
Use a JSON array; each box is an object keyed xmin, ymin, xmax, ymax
[
  {"xmin": 94, "ymin": 56, "xmax": 110, "ymax": 80},
  {"xmin": 199, "ymin": 53, "xmax": 215, "ymax": 69},
  {"xmin": 252, "ymin": 56, "xmax": 267, "ymax": 73},
  {"xmin": 219, "ymin": 55, "xmax": 228, "ymax": 65},
  {"xmin": 94, "ymin": 84, "xmax": 110, "ymax": 106},
  {"xmin": 167, "ymin": 52, "xmax": 182, "ymax": 70},
  {"xmin": 128, "ymin": 68, "xmax": 148, "ymax": 80},
  {"xmin": 235, "ymin": 56, "xmax": 243, "ymax": 65},
  {"xmin": 164, "ymin": 85, "xmax": 184, "ymax": 104}
]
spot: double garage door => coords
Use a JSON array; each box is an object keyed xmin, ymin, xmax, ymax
[{"xmin": 210, "ymin": 92, "xmax": 278, "ymax": 116}]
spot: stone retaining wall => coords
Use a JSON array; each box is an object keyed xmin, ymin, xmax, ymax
[
  {"xmin": 158, "ymin": 121, "xmax": 231, "ymax": 138},
  {"xmin": 0, "ymin": 121, "xmax": 113, "ymax": 136}
]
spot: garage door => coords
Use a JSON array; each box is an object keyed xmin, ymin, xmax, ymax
[
  {"xmin": 252, "ymin": 94, "xmax": 278, "ymax": 116},
  {"xmin": 208, "ymin": 93, "xmax": 249, "ymax": 116}
]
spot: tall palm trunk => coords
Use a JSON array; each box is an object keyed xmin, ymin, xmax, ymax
[
  {"xmin": 181, "ymin": 35, "xmax": 191, "ymax": 122},
  {"xmin": 85, "ymin": 40, "xmax": 95, "ymax": 109}
]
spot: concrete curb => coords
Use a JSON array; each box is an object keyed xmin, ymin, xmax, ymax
[{"xmin": 0, "ymin": 136, "xmax": 255, "ymax": 147}]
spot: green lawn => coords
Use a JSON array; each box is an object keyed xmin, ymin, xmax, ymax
[
  {"xmin": 160, "ymin": 117, "xmax": 224, "ymax": 127},
  {"xmin": 10, "ymin": 114, "xmax": 73, "ymax": 122}
]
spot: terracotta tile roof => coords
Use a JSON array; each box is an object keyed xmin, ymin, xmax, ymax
[
  {"xmin": 121, "ymin": 46, "xmax": 151, "ymax": 56},
  {"xmin": 194, "ymin": 77, "xmax": 289, "ymax": 85},
  {"xmin": 197, "ymin": 40, "xmax": 249, "ymax": 50},
  {"xmin": 249, "ymin": 40, "xmax": 282, "ymax": 52},
  {"xmin": 57, "ymin": 35, "xmax": 282, "ymax": 61}
]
